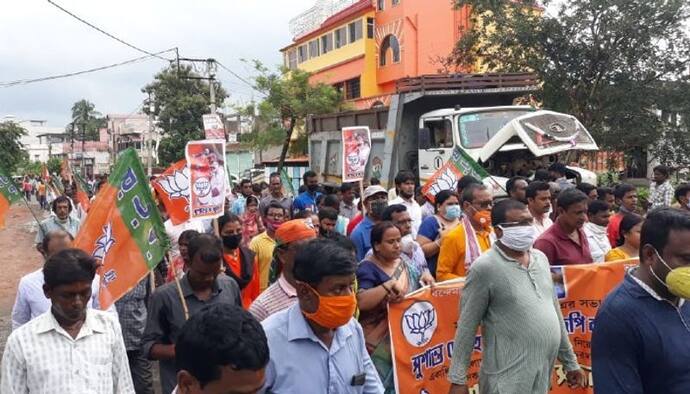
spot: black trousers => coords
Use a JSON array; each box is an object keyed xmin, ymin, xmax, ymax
[{"xmin": 127, "ymin": 349, "xmax": 154, "ymax": 394}]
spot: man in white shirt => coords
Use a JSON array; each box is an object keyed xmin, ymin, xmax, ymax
[
  {"xmin": 2, "ymin": 248, "xmax": 134, "ymax": 393},
  {"xmin": 390, "ymin": 170, "xmax": 422, "ymax": 237},
  {"xmin": 35, "ymin": 196, "xmax": 81, "ymax": 245},
  {"xmin": 526, "ymin": 181, "xmax": 554, "ymax": 236},
  {"xmin": 12, "ymin": 229, "xmax": 110, "ymax": 330},
  {"xmin": 584, "ymin": 199, "xmax": 612, "ymax": 262}
]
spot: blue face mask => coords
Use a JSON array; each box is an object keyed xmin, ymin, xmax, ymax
[{"xmin": 444, "ymin": 204, "xmax": 461, "ymax": 220}]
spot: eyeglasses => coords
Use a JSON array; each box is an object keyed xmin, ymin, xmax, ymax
[{"xmin": 472, "ymin": 201, "xmax": 493, "ymax": 210}]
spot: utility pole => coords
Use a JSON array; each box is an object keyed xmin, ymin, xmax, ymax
[
  {"xmin": 147, "ymin": 93, "xmax": 155, "ymax": 177},
  {"xmin": 80, "ymin": 122, "xmax": 86, "ymax": 178},
  {"xmin": 207, "ymin": 59, "xmax": 217, "ymax": 113}
]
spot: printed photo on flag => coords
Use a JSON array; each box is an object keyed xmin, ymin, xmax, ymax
[
  {"xmin": 342, "ymin": 126, "xmax": 371, "ymax": 182},
  {"xmin": 186, "ymin": 140, "xmax": 228, "ymax": 220},
  {"xmin": 153, "ymin": 159, "xmax": 190, "ymax": 225}
]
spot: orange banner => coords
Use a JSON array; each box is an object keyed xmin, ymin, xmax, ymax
[{"xmin": 389, "ymin": 260, "xmax": 638, "ymax": 394}]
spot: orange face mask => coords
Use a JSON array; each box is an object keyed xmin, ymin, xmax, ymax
[
  {"xmin": 473, "ymin": 209, "xmax": 492, "ymax": 230},
  {"xmin": 302, "ymin": 285, "xmax": 357, "ymax": 329}
]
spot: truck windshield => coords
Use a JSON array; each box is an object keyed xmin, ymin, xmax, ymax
[{"xmin": 458, "ymin": 110, "xmax": 532, "ymax": 149}]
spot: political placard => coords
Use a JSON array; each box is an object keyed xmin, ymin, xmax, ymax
[
  {"xmin": 185, "ymin": 140, "xmax": 229, "ymax": 219},
  {"xmin": 342, "ymin": 126, "xmax": 372, "ymax": 182}
]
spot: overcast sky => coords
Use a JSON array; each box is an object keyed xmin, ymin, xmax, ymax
[{"xmin": 0, "ymin": 0, "xmax": 315, "ymax": 127}]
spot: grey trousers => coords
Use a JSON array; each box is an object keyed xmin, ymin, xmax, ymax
[{"xmin": 127, "ymin": 350, "xmax": 154, "ymax": 394}]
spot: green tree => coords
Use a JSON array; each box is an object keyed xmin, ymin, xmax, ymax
[
  {"xmin": 46, "ymin": 156, "xmax": 63, "ymax": 176},
  {"xmin": 0, "ymin": 121, "xmax": 28, "ymax": 174},
  {"xmin": 142, "ymin": 65, "xmax": 227, "ymax": 166},
  {"xmin": 235, "ymin": 101, "xmax": 286, "ymax": 158},
  {"xmin": 67, "ymin": 99, "xmax": 105, "ymax": 142},
  {"xmin": 250, "ymin": 62, "xmax": 343, "ymax": 173},
  {"xmin": 451, "ymin": 0, "xmax": 690, "ymax": 163}
]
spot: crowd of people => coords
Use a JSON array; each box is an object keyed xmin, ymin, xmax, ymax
[{"xmin": 2, "ymin": 162, "xmax": 689, "ymax": 394}]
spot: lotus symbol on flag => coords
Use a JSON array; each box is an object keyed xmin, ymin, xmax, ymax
[
  {"xmin": 402, "ymin": 301, "xmax": 437, "ymax": 347},
  {"xmin": 93, "ymin": 223, "xmax": 115, "ymax": 263},
  {"xmin": 157, "ymin": 167, "xmax": 190, "ymax": 201},
  {"xmin": 430, "ymin": 167, "xmax": 458, "ymax": 196}
]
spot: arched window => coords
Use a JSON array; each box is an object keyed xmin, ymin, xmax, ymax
[{"xmin": 379, "ymin": 34, "xmax": 400, "ymax": 66}]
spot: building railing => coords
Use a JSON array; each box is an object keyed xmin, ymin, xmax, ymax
[
  {"xmin": 396, "ymin": 72, "xmax": 540, "ymax": 94},
  {"xmin": 289, "ymin": 0, "xmax": 360, "ymax": 38}
]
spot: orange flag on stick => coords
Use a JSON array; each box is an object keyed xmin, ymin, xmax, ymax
[
  {"xmin": 60, "ymin": 159, "xmax": 90, "ymax": 212},
  {"xmin": 74, "ymin": 149, "xmax": 168, "ymax": 309},
  {"xmin": 152, "ymin": 159, "xmax": 190, "ymax": 225}
]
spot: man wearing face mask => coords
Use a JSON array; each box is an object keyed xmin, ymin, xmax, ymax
[
  {"xmin": 351, "ymin": 185, "xmax": 389, "ymax": 261},
  {"xmin": 142, "ymin": 234, "xmax": 241, "ymax": 394},
  {"xmin": 2, "ymin": 249, "xmax": 134, "ymax": 393},
  {"xmin": 437, "ymin": 184, "xmax": 495, "ymax": 281},
  {"xmin": 219, "ymin": 213, "xmax": 261, "ymax": 309},
  {"xmin": 261, "ymin": 239, "xmax": 384, "ymax": 393},
  {"xmin": 292, "ymin": 170, "xmax": 322, "ymax": 216},
  {"xmin": 379, "ymin": 204, "xmax": 434, "ymax": 286},
  {"xmin": 390, "ymin": 171, "xmax": 422, "ymax": 237},
  {"xmin": 250, "ymin": 202, "xmax": 287, "ymax": 292},
  {"xmin": 592, "ymin": 208, "xmax": 690, "ymax": 393},
  {"xmin": 448, "ymin": 200, "xmax": 586, "ymax": 394}
]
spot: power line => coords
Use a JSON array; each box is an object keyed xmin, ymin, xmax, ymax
[
  {"xmin": 0, "ymin": 49, "xmax": 176, "ymax": 88},
  {"xmin": 46, "ymin": 0, "xmax": 173, "ymax": 61}
]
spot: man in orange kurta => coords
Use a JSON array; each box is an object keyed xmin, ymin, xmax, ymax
[{"xmin": 437, "ymin": 185, "xmax": 494, "ymax": 280}]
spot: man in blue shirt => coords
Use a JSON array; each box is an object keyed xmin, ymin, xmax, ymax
[
  {"xmin": 592, "ymin": 208, "xmax": 690, "ymax": 394},
  {"xmin": 231, "ymin": 179, "xmax": 253, "ymax": 216},
  {"xmin": 261, "ymin": 238, "xmax": 383, "ymax": 393},
  {"xmin": 350, "ymin": 185, "xmax": 389, "ymax": 261},
  {"xmin": 292, "ymin": 170, "xmax": 322, "ymax": 216}
]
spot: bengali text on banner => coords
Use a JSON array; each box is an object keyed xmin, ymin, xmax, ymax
[{"xmin": 389, "ymin": 260, "xmax": 638, "ymax": 394}]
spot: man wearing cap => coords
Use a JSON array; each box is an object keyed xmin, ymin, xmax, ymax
[
  {"xmin": 249, "ymin": 219, "xmax": 317, "ymax": 321},
  {"xmin": 350, "ymin": 185, "xmax": 389, "ymax": 261}
]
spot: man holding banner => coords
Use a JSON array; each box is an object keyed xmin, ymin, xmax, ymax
[{"xmin": 448, "ymin": 199, "xmax": 585, "ymax": 394}]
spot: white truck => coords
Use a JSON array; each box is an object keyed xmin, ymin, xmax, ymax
[{"xmin": 308, "ymin": 73, "xmax": 599, "ymax": 194}]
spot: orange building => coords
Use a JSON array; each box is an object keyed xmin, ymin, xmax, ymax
[{"xmin": 282, "ymin": 0, "xmax": 472, "ymax": 109}]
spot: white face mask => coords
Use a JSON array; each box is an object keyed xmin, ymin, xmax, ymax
[
  {"xmin": 400, "ymin": 234, "xmax": 416, "ymax": 255},
  {"xmin": 498, "ymin": 225, "xmax": 537, "ymax": 252}
]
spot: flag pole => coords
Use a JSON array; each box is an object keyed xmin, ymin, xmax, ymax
[
  {"xmin": 20, "ymin": 194, "xmax": 45, "ymax": 240},
  {"xmin": 174, "ymin": 275, "xmax": 189, "ymax": 321},
  {"xmin": 359, "ymin": 179, "xmax": 367, "ymax": 216},
  {"xmin": 167, "ymin": 251, "xmax": 189, "ymax": 321}
]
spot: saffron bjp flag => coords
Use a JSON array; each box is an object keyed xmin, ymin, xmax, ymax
[
  {"xmin": 186, "ymin": 140, "xmax": 228, "ymax": 220},
  {"xmin": 0, "ymin": 166, "xmax": 22, "ymax": 229},
  {"xmin": 74, "ymin": 149, "xmax": 168, "ymax": 310},
  {"xmin": 73, "ymin": 172, "xmax": 91, "ymax": 212},
  {"xmin": 389, "ymin": 260, "xmax": 636, "ymax": 394},
  {"xmin": 421, "ymin": 146, "xmax": 501, "ymax": 203},
  {"xmin": 152, "ymin": 159, "xmax": 190, "ymax": 225}
]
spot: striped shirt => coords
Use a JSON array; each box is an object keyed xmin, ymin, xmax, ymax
[
  {"xmin": 248, "ymin": 275, "xmax": 297, "ymax": 322},
  {"xmin": 1, "ymin": 309, "xmax": 134, "ymax": 394}
]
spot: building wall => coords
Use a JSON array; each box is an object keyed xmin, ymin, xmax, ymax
[{"xmin": 284, "ymin": 0, "xmax": 474, "ymax": 107}]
